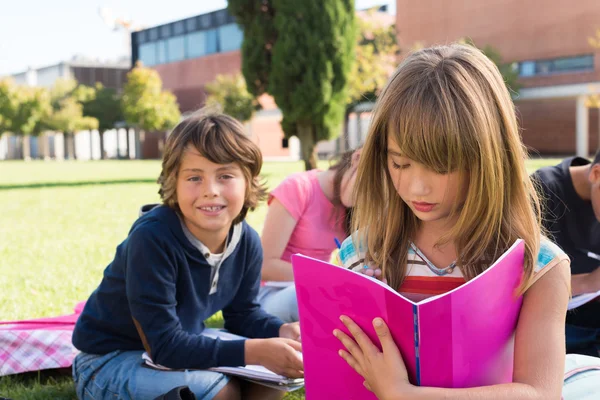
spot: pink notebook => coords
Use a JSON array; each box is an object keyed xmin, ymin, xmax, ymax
[{"xmin": 292, "ymin": 239, "xmax": 525, "ymax": 400}]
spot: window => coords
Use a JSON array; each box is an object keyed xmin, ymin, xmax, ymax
[
  {"xmin": 139, "ymin": 42, "xmax": 157, "ymax": 66},
  {"xmin": 518, "ymin": 55, "xmax": 594, "ymax": 77},
  {"xmin": 173, "ymin": 21, "xmax": 184, "ymax": 35},
  {"xmin": 519, "ymin": 61, "xmax": 535, "ymax": 77},
  {"xmin": 137, "ymin": 30, "xmax": 147, "ymax": 44},
  {"xmin": 185, "ymin": 17, "xmax": 197, "ymax": 32},
  {"xmin": 160, "ymin": 25, "xmax": 171, "ymax": 39},
  {"xmin": 205, "ymin": 29, "xmax": 218, "ymax": 54},
  {"xmin": 187, "ymin": 31, "xmax": 206, "ymax": 58},
  {"xmin": 167, "ymin": 36, "xmax": 185, "ymax": 62},
  {"xmin": 200, "ymin": 14, "xmax": 212, "ymax": 28},
  {"xmin": 156, "ymin": 40, "xmax": 168, "ymax": 64},
  {"xmin": 148, "ymin": 28, "xmax": 158, "ymax": 41},
  {"xmin": 218, "ymin": 23, "xmax": 243, "ymax": 52}
]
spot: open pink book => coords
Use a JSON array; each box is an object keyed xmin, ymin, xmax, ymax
[{"xmin": 292, "ymin": 239, "xmax": 525, "ymax": 400}]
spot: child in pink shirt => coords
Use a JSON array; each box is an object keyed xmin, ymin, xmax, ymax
[{"xmin": 257, "ymin": 148, "xmax": 361, "ymax": 322}]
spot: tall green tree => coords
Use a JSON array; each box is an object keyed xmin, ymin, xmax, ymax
[
  {"xmin": 230, "ymin": 0, "xmax": 356, "ymax": 170},
  {"xmin": 82, "ymin": 83, "xmax": 123, "ymax": 159},
  {"xmin": 205, "ymin": 73, "xmax": 260, "ymax": 123},
  {"xmin": 227, "ymin": 1, "xmax": 277, "ymax": 98},
  {"xmin": 122, "ymin": 63, "xmax": 180, "ymax": 159}
]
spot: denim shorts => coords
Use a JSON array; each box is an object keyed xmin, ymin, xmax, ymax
[
  {"xmin": 257, "ymin": 285, "xmax": 299, "ymax": 323},
  {"xmin": 72, "ymin": 350, "xmax": 229, "ymax": 400}
]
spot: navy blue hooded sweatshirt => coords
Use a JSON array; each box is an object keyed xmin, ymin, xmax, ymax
[{"xmin": 72, "ymin": 205, "xmax": 284, "ymax": 369}]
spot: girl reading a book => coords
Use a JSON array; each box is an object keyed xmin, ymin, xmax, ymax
[{"xmin": 333, "ymin": 44, "xmax": 580, "ymax": 399}]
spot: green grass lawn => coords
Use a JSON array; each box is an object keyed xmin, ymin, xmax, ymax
[{"xmin": 0, "ymin": 157, "xmax": 560, "ymax": 399}]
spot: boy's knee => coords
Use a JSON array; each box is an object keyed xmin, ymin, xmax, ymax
[{"xmin": 213, "ymin": 379, "xmax": 241, "ymax": 400}]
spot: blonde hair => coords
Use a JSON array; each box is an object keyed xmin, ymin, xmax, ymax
[
  {"xmin": 352, "ymin": 44, "xmax": 541, "ymax": 293},
  {"xmin": 158, "ymin": 110, "xmax": 267, "ymax": 225}
]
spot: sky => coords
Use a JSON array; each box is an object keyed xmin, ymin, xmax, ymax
[{"xmin": 0, "ymin": 0, "xmax": 396, "ymax": 76}]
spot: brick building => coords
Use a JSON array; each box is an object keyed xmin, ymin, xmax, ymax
[
  {"xmin": 131, "ymin": 8, "xmax": 301, "ymax": 161},
  {"xmin": 396, "ymin": 0, "xmax": 600, "ymax": 156}
]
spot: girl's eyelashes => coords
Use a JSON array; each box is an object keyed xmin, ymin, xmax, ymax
[{"xmin": 391, "ymin": 161, "xmax": 410, "ymax": 170}]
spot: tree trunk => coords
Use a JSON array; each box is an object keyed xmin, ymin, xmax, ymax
[
  {"xmin": 22, "ymin": 135, "xmax": 31, "ymax": 160},
  {"xmin": 341, "ymin": 109, "xmax": 350, "ymax": 154},
  {"xmin": 297, "ymin": 122, "xmax": 317, "ymax": 170},
  {"xmin": 115, "ymin": 129, "xmax": 121, "ymax": 159},
  {"xmin": 100, "ymin": 130, "xmax": 106, "ymax": 159},
  {"xmin": 135, "ymin": 129, "xmax": 143, "ymax": 160},
  {"xmin": 63, "ymin": 132, "xmax": 69, "ymax": 160},
  {"xmin": 68, "ymin": 133, "xmax": 76, "ymax": 160},
  {"xmin": 89, "ymin": 131, "xmax": 95, "ymax": 160},
  {"xmin": 126, "ymin": 129, "xmax": 131, "ymax": 159}
]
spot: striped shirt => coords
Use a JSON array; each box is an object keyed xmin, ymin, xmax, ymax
[{"xmin": 338, "ymin": 234, "xmax": 569, "ymax": 301}]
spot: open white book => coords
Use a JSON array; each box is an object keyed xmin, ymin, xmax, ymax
[
  {"xmin": 141, "ymin": 329, "xmax": 304, "ymax": 392},
  {"xmin": 568, "ymin": 290, "xmax": 600, "ymax": 310}
]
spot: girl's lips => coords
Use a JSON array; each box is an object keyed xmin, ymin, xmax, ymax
[{"xmin": 412, "ymin": 202, "xmax": 435, "ymax": 212}]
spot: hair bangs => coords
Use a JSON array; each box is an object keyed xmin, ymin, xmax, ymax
[{"xmin": 389, "ymin": 78, "xmax": 464, "ymax": 175}]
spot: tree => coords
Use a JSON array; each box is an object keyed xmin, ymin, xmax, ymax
[
  {"xmin": 230, "ymin": 0, "xmax": 356, "ymax": 170},
  {"xmin": 0, "ymin": 80, "xmax": 51, "ymax": 159},
  {"xmin": 344, "ymin": 9, "xmax": 399, "ymax": 148},
  {"xmin": 46, "ymin": 79, "xmax": 98, "ymax": 160},
  {"xmin": 205, "ymin": 73, "xmax": 260, "ymax": 123},
  {"xmin": 0, "ymin": 79, "xmax": 19, "ymax": 135},
  {"xmin": 82, "ymin": 83, "xmax": 123, "ymax": 159},
  {"xmin": 227, "ymin": 1, "xmax": 277, "ymax": 98},
  {"xmin": 13, "ymin": 86, "xmax": 52, "ymax": 159},
  {"xmin": 122, "ymin": 63, "xmax": 181, "ymax": 158}
]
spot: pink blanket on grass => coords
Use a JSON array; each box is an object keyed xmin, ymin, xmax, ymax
[{"xmin": 0, "ymin": 301, "xmax": 85, "ymax": 376}]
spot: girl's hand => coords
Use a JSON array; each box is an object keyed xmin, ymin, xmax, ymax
[
  {"xmin": 352, "ymin": 265, "xmax": 388, "ymax": 284},
  {"xmin": 334, "ymin": 315, "xmax": 414, "ymax": 400}
]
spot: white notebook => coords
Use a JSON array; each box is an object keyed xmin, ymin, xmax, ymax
[{"xmin": 141, "ymin": 328, "xmax": 304, "ymax": 392}]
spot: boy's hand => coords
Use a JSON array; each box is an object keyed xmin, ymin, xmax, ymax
[
  {"xmin": 245, "ymin": 338, "xmax": 304, "ymax": 378},
  {"xmin": 279, "ymin": 322, "xmax": 301, "ymax": 342}
]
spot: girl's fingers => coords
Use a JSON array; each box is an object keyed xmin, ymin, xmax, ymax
[
  {"xmin": 338, "ymin": 349, "xmax": 365, "ymax": 377},
  {"xmin": 339, "ymin": 316, "xmax": 379, "ymax": 355},
  {"xmin": 334, "ymin": 328, "xmax": 362, "ymax": 358}
]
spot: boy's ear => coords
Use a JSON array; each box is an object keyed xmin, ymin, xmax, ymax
[{"xmin": 590, "ymin": 164, "xmax": 600, "ymax": 185}]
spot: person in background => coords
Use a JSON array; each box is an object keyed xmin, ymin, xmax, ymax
[
  {"xmin": 533, "ymin": 150, "xmax": 600, "ymax": 356},
  {"xmin": 258, "ymin": 147, "xmax": 362, "ymax": 322}
]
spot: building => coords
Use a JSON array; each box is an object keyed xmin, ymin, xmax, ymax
[
  {"xmin": 131, "ymin": 8, "xmax": 304, "ymax": 161},
  {"xmin": 11, "ymin": 58, "xmax": 129, "ymax": 90},
  {"xmin": 396, "ymin": 0, "xmax": 600, "ymax": 156},
  {"xmin": 2, "ymin": 59, "xmax": 132, "ymax": 161}
]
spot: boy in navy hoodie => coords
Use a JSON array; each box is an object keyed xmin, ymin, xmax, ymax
[{"xmin": 72, "ymin": 112, "xmax": 303, "ymax": 400}]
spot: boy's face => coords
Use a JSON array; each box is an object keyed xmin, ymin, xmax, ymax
[{"xmin": 176, "ymin": 147, "xmax": 247, "ymax": 252}]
